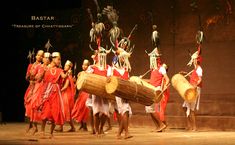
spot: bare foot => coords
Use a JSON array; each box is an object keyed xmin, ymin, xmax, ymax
[
  {"xmin": 31, "ymin": 128, "xmax": 38, "ymax": 136},
  {"xmin": 185, "ymin": 127, "xmax": 192, "ymax": 131},
  {"xmin": 99, "ymin": 130, "xmax": 104, "ymax": 135},
  {"xmin": 39, "ymin": 132, "xmax": 47, "ymax": 139},
  {"xmin": 155, "ymin": 123, "xmax": 167, "ymax": 132},
  {"xmin": 150, "ymin": 128, "xmax": 159, "ymax": 132},
  {"xmin": 83, "ymin": 127, "xmax": 88, "ymax": 132},
  {"xmin": 90, "ymin": 130, "xmax": 96, "ymax": 135},
  {"xmin": 49, "ymin": 134, "xmax": 54, "ymax": 139},
  {"xmin": 191, "ymin": 127, "xmax": 197, "ymax": 132},
  {"xmin": 26, "ymin": 125, "xmax": 33, "ymax": 133},
  {"xmin": 116, "ymin": 134, "xmax": 122, "ymax": 139},
  {"xmin": 54, "ymin": 128, "xmax": 63, "ymax": 132},
  {"xmin": 124, "ymin": 133, "xmax": 133, "ymax": 139},
  {"xmin": 104, "ymin": 126, "xmax": 112, "ymax": 132},
  {"xmin": 67, "ymin": 128, "xmax": 76, "ymax": 132}
]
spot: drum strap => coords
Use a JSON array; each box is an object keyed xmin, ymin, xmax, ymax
[{"xmin": 133, "ymin": 82, "xmax": 139, "ymax": 103}]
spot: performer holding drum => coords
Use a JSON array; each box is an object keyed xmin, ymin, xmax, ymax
[
  {"xmin": 110, "ymin": 41, "xmax": 133, "ymax": 139},
  {"xmin": 172, "ymin": 31, "xmax": 203, "ymax": 131},
  {"xmin": 140, "ymin": 48, "xmax": 170, "ymax": 132},
  {"xmin": 179, "ymin": 48, "xmax": 202, "ymax": 131},
  {"xmin": 89, "ymin": 49, "xmax": 112, "ymax": 136}
]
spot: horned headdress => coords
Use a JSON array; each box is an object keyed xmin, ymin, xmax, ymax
[
  {"xmin": 187, "ymin": 31, "xmax": 203, "ymax": 67},
  {"xmin": 145, "ymin": 47, "xmax": 162, "ymax": 69}
]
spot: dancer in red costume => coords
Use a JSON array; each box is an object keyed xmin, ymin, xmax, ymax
[
  {"xmin": 142, "ymin": 48, "xmax": 169, "ymax": 132},
  {"xmin": 72, "ymin": 59, "xmax": 92, "ymax": 132},
  {"xmin": 154, "ymin": 63, "xmax": 170, "ymax": 127},
  {"xmin": 89, "ymin": 50, "xmax": 112, "ymax": 136},
  {"xmin": 181, "ymin": 45, "xmax": 203, "ymax": 131},
  {"xmin": 24, "ymin": 50, "xmax": 44, "ymax": 133},
  {"xmin": 55, "ymin": 60, "xmax": 76, "ymax": 132},
  {"xmin": 38, "ymin": 52, "xmax": 71, "ymax": 138},
  {"xmin": 29, "ymin": 52, "xmax": 51, "ymax": 135},
  {"xmin": 110, "ymin": 49, "xmax": 133, "ymax": 139}
]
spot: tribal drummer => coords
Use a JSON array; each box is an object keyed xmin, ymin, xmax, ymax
[
  {"xmin": 89, "ymin": 47, "xmax": 112, "ymax": 136},
  {"xmin": 140, "ymin": 48, "xmax": 170, "ymax": 132},
  {"xmin": 180, "ymin": 46, "xmax": 203, "ymax": 131},
  {"xmin": 110, "ymin": 40, "xmax": 133, "ymax": 139}
]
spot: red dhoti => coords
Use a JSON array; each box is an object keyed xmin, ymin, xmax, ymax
[
  {"xmin": 155, "ymin": 88, "xmax": 170, "ymax": 121},
  {"xmin": 40, "ymin": 67, "xmax": 65, "ymax": 125}
]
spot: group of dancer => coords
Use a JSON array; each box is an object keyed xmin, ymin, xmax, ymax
[
  {"xmin": 24, "ymin": 50, "xmax": 77, "ymax": 138},
  {"xmin": 23, "ymin": 3, "xmax": 203, "ymax": 140}
]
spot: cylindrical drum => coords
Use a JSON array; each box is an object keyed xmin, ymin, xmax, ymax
[
  {"xmin": 76, "ymin": 72, "xmax": 115, "ymax": 100},
  {"xmin": 105, "ymin": 76, "xmax": 164, "ymax": 106},
  {"xmin": 171, "ymin": 73, "xmax": 198, "ymax": 102},
  {"xmin": 129, "ymin": 76, "xmax": 155, "ymax": 90},
  {"xmin": 129, "ymin": 76, "xmax": 164, "ymax": 103}
]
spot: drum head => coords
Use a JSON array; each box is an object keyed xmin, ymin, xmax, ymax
[{"xmin": 76, "ymin": 71, "xmax": 87, "ymax": 90}]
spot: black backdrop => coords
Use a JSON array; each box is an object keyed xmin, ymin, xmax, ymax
[{"xmin": 1, "ymin": 0, "xmax": 83, "ymax": 122}]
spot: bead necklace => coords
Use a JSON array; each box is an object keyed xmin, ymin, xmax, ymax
[{"xmin": 50, "ymin": 67, "xmax": 57, "ymax": 75}]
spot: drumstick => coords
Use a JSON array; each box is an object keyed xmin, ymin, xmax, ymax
[
  {"xmin": 156, "ymin": 83, "xmax": 171, "ymax": 99},
  {"xmin": 139, "ymin": 69, "xmax": 151, "ymax": 78},
  {"xmin": 184, "ymin": 70, "xmax": 194, "ymax": 78}
]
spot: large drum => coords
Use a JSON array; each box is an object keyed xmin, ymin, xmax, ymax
[
  {"xmin": 76, "ymin": 71, "xmax": 115, "ymax": 100},
  {"xmin": 105, "ymin": 76, "xmax": 164, "ymax": 106},
  {"xmin": 171, "ymin": 73, "xmax": 198, "ymax": 102},
  {"xmin": 129, "ymin": 76, "xmax": 164, "ymax": 103}
]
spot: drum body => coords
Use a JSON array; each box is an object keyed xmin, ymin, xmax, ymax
[
  {"xmin": 129, "ymin": 76, "xmax": 164, "ymax": 103},
  {"xmin": 171, "ymin": 74, "xmax": 197, "ymax": 102},
  {"xmin": 105, "ymin": 76, "xmax": 164, "ymax": 106},
  {"xmin": 76, "ymin": 72, "xmax": 115, "ymax": 100}
]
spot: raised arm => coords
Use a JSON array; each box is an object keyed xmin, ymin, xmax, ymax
[{"xmin": 60, "ymin": 70, "xmax": 72, "ymax": 79}]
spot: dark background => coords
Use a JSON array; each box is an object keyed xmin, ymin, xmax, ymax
[{"xmin": 1, "ymin": 0, "xmax": 235, "ymax": 122}]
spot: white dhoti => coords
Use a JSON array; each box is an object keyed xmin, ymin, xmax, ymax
[
  {"xmin": 115, "ymin": 96, "xmax": 132, "ymax": 116},
  {"xmin": 145, "ymin": 86, "xmax": 161, "ymax": 113},
  {"xmin": 92, "ymin": 94, "xmax": 110, "ymax": 117},
  {"xmin": 145, "ymin": 104, "xmax": 156, "ymax": 113},
  {"xmin": 182, "ymin": 87, "xmax": 201, "ymax": 117},
  {"xmin": 85, "ymin": 95, "xmax": 93, "ymax": 108}
]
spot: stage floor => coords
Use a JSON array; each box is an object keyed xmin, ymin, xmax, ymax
[{"xmin": 0, "ymin": 123, "xmax": 235, "ymax": 145}]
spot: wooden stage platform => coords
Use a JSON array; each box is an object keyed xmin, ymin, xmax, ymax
[{"xmin": 0, "ymin": 123, "xmax": 235, "ymax": 145}]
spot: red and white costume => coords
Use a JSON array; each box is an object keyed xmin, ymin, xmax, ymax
[
  {"xmin": 112, "ymin": 67, "xmax": 132, "ymax": 116},
  {"xmin": 182, "ymin": 66, "xmax": 202, "ymax": 116},
  {"xmin": 90, "ymin": 65, "xmax": 112, "ymax": 116},
  {"xmin": 39, "ymin": 67, "xmax": 65, "ymax": 125},
  {"xmin": 145, "ymin": 65, "xmax": 169, "ymax": 121}
]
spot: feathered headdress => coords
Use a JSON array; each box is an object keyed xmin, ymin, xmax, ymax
[
  {"xmin": 103, "ymin": 5, "xmax": 120, "ymax": 46},
  {"xmin": 31, "ymin": 48, "xmax": 35, "ymax": 63},
  {"xmin": 44, "ymin": 39, "xmax": 52, "ymax": 52},
  {"xmin": 195, "ymin": 30, "xmax": 203, "ymax": 44},
  {"xmin": 152, "ymin": 25, "xmax": 160, "ymax": 48},
  {"xmin": 102, "ymin": 5, "xmax": 119, "ymax": 24},
  {"xmin": 27, "ymin": 50, "xmax": 32, "ymax": 64}
]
